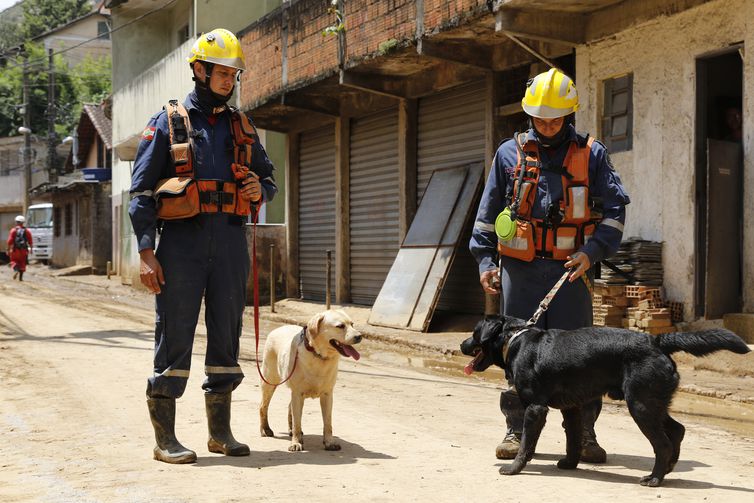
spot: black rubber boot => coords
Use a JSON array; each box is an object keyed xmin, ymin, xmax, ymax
[
  {"xmin": 205, "ymin": 392, "xmax": 250, "ymax": 456},
  {"xmin": 581, "ymin": 399, "xmax": 607, "ymax": 463},
  {"xmin": 147, "ymin": 397, "xmax": 197, "ymax": 464},
  {"xmin": 496, "ymin": 388, "xmax": 526, "ymax": 460},
  {"xmin": 18, "ymin": 271, "xmax": 23, "ymax": 281}
]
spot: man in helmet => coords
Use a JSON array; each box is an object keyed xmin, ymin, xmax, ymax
[
  {"xmin": 7, "ymin": 215, "xmax": 32, "ymax": 281},
  {"xmin": 469, "ymin": 68, "xmax": 630, "ymax": 463},
  {"xmin": 129, "ymin": 28, "xmax": 277, "ymax": 464}
]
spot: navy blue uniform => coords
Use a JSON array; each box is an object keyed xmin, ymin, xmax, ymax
[
  {"xmin": 469, "ymin": 125, "xmax": 630, "ymax": 328},
  {"xmin": 129, "ymin": 91, "xmax": 277, "ymax": 399}
]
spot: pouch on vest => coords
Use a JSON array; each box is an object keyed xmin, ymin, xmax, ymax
[
  {"xmin": 170, "ymin": 142, "xmax": 193, "ymax": 176},
  {"xmin": 197, "ymin": 180, "xmax": 237, "ymax": 214},
  {"xmin": 155, "ymin": 177, "xmax": 199, "ymax": 220},
  {"xmin": 553, "ymin": 225, "xmax": 578, "ymax": 260},
  {"xmin": 565, "ymin": 185, "xmax": 590, "ymax": 223},
  {"xmin": 497, "ymin": 220, "xmax": 535, "ymax": 262}
]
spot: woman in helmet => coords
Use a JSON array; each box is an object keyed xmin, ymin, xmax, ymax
[
  {"xmin": 7, "ymin": 215, "xmax": 32, "ymax": 281},
  {"xmin": 469, "ymin": 68, "xmax": 630, "ymax": 463},
  {"xmin": 129, "ymin": 29, "xmax": 277, "ymax": 464}
]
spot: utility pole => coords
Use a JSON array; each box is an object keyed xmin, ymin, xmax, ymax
[
  {"xmin": 47, "ymin": 48, "xmax": 57, "ymax": 184},
  {"xmin": 22, "ymin": 52, "xmax": 31, "ymax": 214}
]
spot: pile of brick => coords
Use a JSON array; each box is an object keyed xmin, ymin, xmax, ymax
[{"xmin": 593, "ymin": 282, "xmax": 684, "ymax": 335}]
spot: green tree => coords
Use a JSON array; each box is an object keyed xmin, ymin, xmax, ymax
[
  {"xmin": 0, "ymin": 3, "xmax": 23, "ymax": 52},
  {"xmin": 22, "ymin": 0, "xmax": 90, "ymax": 40},
  {"xmin": 0, "ymin": 47, "xmax": 111, "ymax": 139},
  {"xmin": 58, "ymin": 53, "xmax": 112, "ymax": 136}
]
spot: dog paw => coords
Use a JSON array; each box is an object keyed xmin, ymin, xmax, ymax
[
  {"xmin": 557, "ymin": 458, "xmax": 578, "ymax": 470},
  {"xmin": 261, "ymin": 427, "xmax": 274, "ymax": 437},
  {"xmin": 499, "ymin": 461, "xmax": 524, "ymax": 475},
  {"xmin": 288, "ymin": 442, "xmax": 304, "ymax": 452},
  {"xmin": 324, "ymin": 441, "xmax": 341, "ymax": 451},
  {"xmin": 639, "ymin": 475, "xmax": 662, "ymax": 487}
]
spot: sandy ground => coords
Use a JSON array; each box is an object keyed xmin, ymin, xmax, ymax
[{"xmin": 1, "ymin": 269, "xmax": 753, "ymax": 502}]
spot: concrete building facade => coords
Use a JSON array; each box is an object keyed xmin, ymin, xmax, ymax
[
  {"xmin": 238, "ymin": 0, "xmax": 752, "ymax": 325},
  {"xmin": 107, "ymin": 0, "xmax": 285, "ymax": 286}
]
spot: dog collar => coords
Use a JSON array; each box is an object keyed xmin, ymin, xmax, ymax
[
  {"xmin": 502, "ymin": 328, "xmax": 529, "ymax": 364},
  {"xmin": 300, "ymin": 328, "xmax": 329, "ymax": 360}
]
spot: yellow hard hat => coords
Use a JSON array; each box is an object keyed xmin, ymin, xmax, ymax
[
  {"xmin": 521, "ymin": 68, "xmax": 578, "ymax": 119},
  {"xmin": 187, "ymin": 28, "xmax": 246, "ymax": 72}
]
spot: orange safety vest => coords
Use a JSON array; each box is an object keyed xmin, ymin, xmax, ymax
[
  {"xmin": 154, "ymin": 100, "xmax": 259, "ymax": 220},
  {"xmin": 497, "ymin": 133, "xmax": 598, "ymax": 262}
]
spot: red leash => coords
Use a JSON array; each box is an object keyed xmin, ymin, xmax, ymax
[{"xmin": 251, "ymin": 205, "xmax": 299, "ymax": 386}]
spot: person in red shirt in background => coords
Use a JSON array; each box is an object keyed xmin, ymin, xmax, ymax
[{"xmin": 7, "ymin": 215, "xmax": 32, "ymax": 281}]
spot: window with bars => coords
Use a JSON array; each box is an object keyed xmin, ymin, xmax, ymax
[{"xmin": 601, "ymin": 74, "xmax": 633, "ymax": 153}]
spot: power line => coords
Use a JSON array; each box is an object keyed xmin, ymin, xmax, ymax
[{"xmin": 1, "ymin": 0, "xmax": 180, "ymax": 71}]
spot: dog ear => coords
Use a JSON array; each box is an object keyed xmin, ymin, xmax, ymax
[
  {"xmin": 307, "ymin": 312, "xmax": 325, "ymax": 337},
  {"xmin": 480, "ymin": 317, "xmax": 503, "ymax": 345}
]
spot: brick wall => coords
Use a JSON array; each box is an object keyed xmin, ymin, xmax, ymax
[
  {"xmin": 423, "ymin": 0, "xmax": 488, "ymax": 34},
  {"xmin": 239, "ymin": 0, "xmax": 490, "ymax": 107},
  {"xmin": 344, "ymin": 0, "xmax": 415, "ymax": 62},
  {"xmin": 239, "ymin": 11, "xmax": 284, "ymax": 108},
  {"xmin": 287, "ymin": 0, "xmax": 340, "ymax": 88}
]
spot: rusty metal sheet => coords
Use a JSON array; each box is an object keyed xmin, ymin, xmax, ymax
[{"xmin": 369, "ymin": 163, "xmax": 484, "ymax": 331}]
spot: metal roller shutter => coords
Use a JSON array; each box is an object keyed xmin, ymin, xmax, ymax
[
  {"xmin": 298, "ymin": 127, "xmax": 336, "ymax": 301},
  {"xmin": 417, "ymin": 81, "xmax": 487, "ymax": 314},
  {"xmin": 349, "ymin": 109, "xmax": 400, "ymax": 305}
]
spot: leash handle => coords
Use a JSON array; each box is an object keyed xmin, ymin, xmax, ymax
[{"xmin": 252, "ymin": 206, "xmax": 298, "ymax": 386}]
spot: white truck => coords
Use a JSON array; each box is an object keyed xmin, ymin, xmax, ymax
[{"xmin": 26, "ymin": 203, "xmax": 53, "ymax": 264}]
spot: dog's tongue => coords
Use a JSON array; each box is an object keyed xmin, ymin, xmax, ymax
[
  {"xmin": 343, "ymin": 345, "xmax": 361, "ymax": 360},
  {"xmin": 463, "ymin": 361, "xmax": 475, "ymax": 375}
]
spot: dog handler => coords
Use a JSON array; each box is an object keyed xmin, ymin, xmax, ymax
[
  {"xmin": 129, "ymin": 29, "xmax": 277, "ymax": 463},
  {"xmin": 469, "ymin": 68, "xmax": 630, "ymax": 462}
]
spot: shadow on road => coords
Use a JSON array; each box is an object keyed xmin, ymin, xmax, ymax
[{"xmin": 194, "ymin": 437, "xmax": 395, "ymax": 468}]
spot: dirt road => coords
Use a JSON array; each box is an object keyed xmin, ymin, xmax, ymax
[{"xmin": 1, "ymin": 271, "xmax": 753, "ymax": 502}]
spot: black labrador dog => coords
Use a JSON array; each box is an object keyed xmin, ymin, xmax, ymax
[{"xmin": 460, "ymin": 315, "xmax": 750, "ymax": 487}]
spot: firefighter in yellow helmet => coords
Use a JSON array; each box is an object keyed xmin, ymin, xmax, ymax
[
  {"xmin": 469, "ymin": 68, "xmax": 630, "ymax": 462},
  {"xmin": 130, "ymin": 28, "xmax": 277, "ymax": 463}
]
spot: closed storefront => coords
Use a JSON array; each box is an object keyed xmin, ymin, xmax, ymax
[
  {"xmin": 417, "ymin": 80, "xmax": 487, "ymax": 314},
  {"xmin": 298, "ymin": 127, "xmax": 336, "ymax": 301},
  {"xmin": 349, "ymin": 109, "xmax": 400, "ymax": 305}
]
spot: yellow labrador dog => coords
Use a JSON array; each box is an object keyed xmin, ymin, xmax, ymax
[{"xmin": 259, "ymin": 310, "xmax": 362, "ymax": 451}]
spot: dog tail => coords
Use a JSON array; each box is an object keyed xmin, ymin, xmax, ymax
[{"xmin": 656, "ymin": 329, "xmax": 750, "ymax": 357}]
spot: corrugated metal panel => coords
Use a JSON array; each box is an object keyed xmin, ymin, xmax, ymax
[
  {"xmin": 417, "ymin": 81, "xmax": 487, "ymax": 314},
  {"xmin": 299, "ymin": 127, "xmax": 336, "ymax": 301},
  {"xmin": 349, "ymin": 109, "xmax": 400, "ymax": 305},
  {"xmin": 417, "ymin": 80, "xmax": 486, "ymax": 201}
]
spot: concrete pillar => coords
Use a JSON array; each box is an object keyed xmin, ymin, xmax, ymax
[
  {"xmin": 335, "ymin": 117, "xmax": 351, "ymax": 304},
  {"xmin": 285, "ymin": 132, "xmax": 300, "ymax": 299},
  {"xmin": 398, "ymin": 98, "xmax": 417, "ymax": 240}
]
